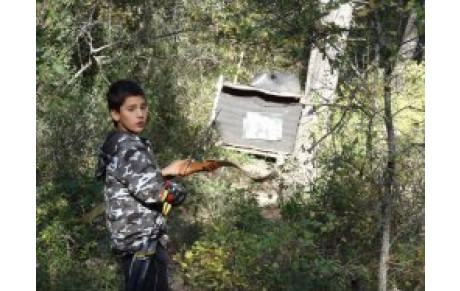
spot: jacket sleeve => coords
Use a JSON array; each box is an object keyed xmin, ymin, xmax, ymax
[{"xmin": 113, "ymin": 142, "xmax": 165, "ymax": 204}]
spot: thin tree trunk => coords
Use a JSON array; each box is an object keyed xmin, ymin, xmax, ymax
[
  {"xmin": 376, "ymin": 2, "xmax": 415, "ymax": 287},
  {"xmin": 379, "ymin": 66, "xmax": 396, "ymax": 291},
  {"xmin": 367, "ymin": 41, "xmax": 380, "ymax": 159}
]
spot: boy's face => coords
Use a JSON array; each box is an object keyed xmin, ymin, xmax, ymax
[{"xmin": 111, "ymin": 95, "xmax": 148, "ymax": 134}]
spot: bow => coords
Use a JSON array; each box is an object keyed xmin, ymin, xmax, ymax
[
  {"xmin": 82, "ymin": 159, "xmax": 275, "ymax": 223},
  {"xmin": 163, "ymin": 158, "xmax": 275, "ymax": 182}
]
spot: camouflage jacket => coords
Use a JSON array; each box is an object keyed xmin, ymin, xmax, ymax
[{"xmin": 96, "ymin": 130, "xmax": 168, "ymax": 255}]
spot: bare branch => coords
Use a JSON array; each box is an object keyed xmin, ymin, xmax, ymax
[
  {"xmin": 91, "ymin": 43, "xmax": 114, "ymax": 54},
  {"xmin": 305, "ymin": 85, "xmax": 359, "ymax": 153},
  {"xmin": 306, "ymin": 107, "xmax": 349, "ymax": 153},
  {"xmin": 392, "ymin": 105, "xmax": 425, "ymax": 117},
  {"xmin": 93, "ymin": 55, "xmax": 109, "ymax": 65},
  {"xmin": 66, "ymin": 60, "xmax": 92, "ymax": 86}
]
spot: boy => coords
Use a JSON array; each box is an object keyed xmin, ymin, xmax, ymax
[{"xmin": 95, "ymin": 80, "xmax": 187, "ymax": 291}]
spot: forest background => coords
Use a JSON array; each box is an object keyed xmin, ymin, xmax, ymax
[{"xmin": 32, "ymin": 0, "xmax": 432, "ymax": 290}]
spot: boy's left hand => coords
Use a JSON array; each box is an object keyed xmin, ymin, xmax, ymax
[{"xmin": 161, "ymin": 159, "xmax": 191, "ymax": 177}]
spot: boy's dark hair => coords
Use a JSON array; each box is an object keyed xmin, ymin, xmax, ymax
[
  {"xmin": 106, "ymin": 80, "xmax": 145, "ymax": 126},
  {"xmin": 106, "ymin": 79, "xmax": 145, "ymax": 111}
]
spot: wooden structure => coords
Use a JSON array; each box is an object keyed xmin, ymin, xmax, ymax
[{"xmin": 211, "ymin": 79, "xmax": 303, "ymax": 158}]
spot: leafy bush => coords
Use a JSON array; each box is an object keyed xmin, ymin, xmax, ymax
[
  {"xmin": 37, "ymin": 174, "xmax": 123, "ymax": 290},
  {"xmin": 174, "ymin": 195, "xmax": 354, "ymax": 290}
]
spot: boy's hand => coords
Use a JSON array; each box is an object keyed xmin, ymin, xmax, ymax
[
  {"xmin": 161, "ymin": 159, "xmax": 192, "ymax": 177},
  {"xmin": 161, "ymin": 180, "xmax": 187, "ymax": 207}
]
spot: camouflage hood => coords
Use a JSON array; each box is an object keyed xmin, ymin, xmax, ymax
[{"xmin": 95, "ymin": 130, "xmax": 125, "ymax": 181}]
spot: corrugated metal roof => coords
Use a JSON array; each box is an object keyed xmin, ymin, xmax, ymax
[{"xmin": 222, "ymin": 82, "xmax": 303, "ymax": 99}]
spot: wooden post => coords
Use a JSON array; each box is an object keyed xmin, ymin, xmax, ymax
[
  {"xmin": 208, "ymin": 75, "xmax": 223, "ymax": 127},
  {"xmin": 233, "ymin": 51, "xmax": 244, "ymax": 84}
]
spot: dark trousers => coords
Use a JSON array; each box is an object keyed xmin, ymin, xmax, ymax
[{"xmin": 121, "ymin": 245, "xmax": 169, "ymax": 291}]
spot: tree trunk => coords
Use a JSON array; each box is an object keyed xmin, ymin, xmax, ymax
[
  {"xmin": 377, "ymin": 4, "xmax": 418, "ymax": 288},
  {"xmin": 398, "ymin": 11, "xmax": 419, "ymax": 61},
  {"xmin": 393, "ymin": 10, "xmax": 419, "ymax": 91},
  {"xmin": 293, "ymin": 1, "xmax": 354, "ymax": 188},
  {"xmin": 379, "ymin": 66, "xmax": 397, "ymax": 291}
]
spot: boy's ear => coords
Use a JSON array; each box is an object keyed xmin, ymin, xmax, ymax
[{"xmin": 110, "ymin": 109, "xmax": 121, "ymax": 122}]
